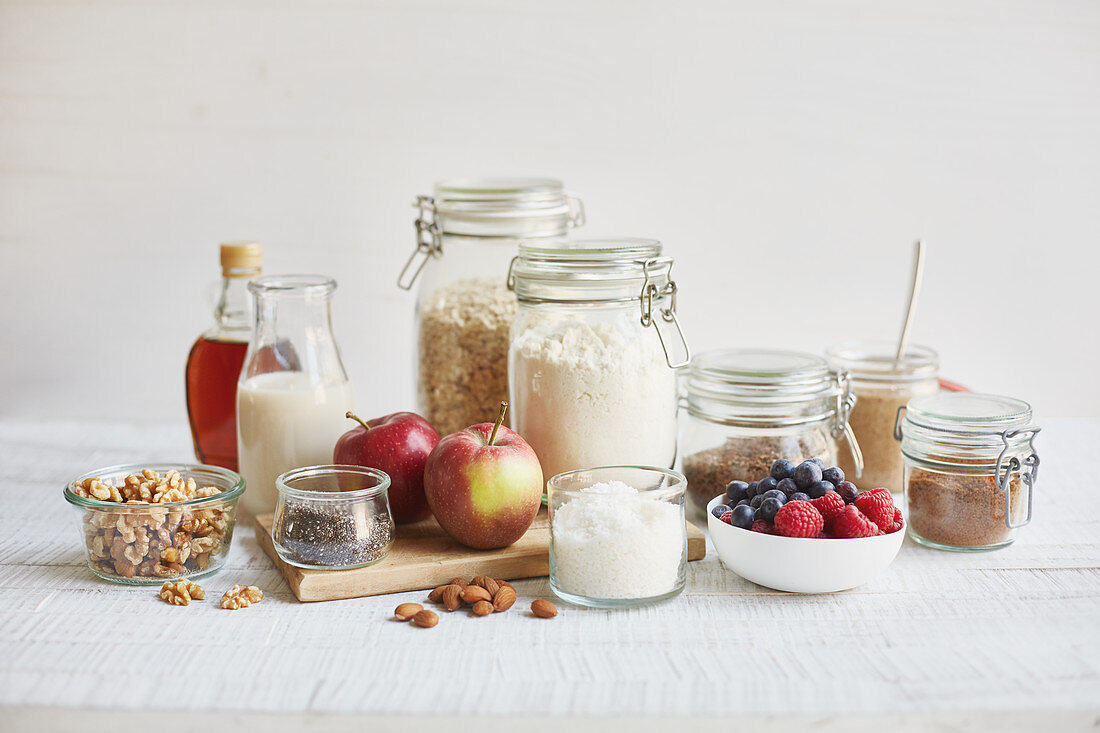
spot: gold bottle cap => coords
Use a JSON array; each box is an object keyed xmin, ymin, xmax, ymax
[{"xmin": 220, "ymin": 241, "xmax": 263, "ymax": 277}]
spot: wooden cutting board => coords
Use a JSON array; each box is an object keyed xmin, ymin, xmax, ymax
[{"xmin": 254, "ymin": 509, "xmax": 706, "ymax": 603}]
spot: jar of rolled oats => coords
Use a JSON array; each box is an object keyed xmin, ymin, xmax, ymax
[{"xmin": 397, "ymin": 178, "xmax": 585, "ymax": 436}]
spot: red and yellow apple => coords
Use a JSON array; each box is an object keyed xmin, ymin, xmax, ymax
[{"xmin": 423, "ymin": 403, "xmax": 543, "ymax": 549}]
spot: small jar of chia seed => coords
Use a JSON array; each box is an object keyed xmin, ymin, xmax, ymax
[{"xmin": 271, "ymin": 465, "xmax": 395, "ymax": 569}]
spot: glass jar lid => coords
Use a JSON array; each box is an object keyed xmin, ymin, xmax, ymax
[
  {"xmin": 684, "ymin": 349, "xmax": 845, "ymax": 425},
  {"xmin": 904, "ymin": 392, "xmax": 1031, "ymax": 433},
  {"xmin": 509, "ymin": 238, "xmax": 667, "ymax": 302},
  {"xmin": 825, "ymin": 340, "xmax": 939, "ymax": 384},
  {"xmin": 399, "ymin": 177, "xmax": 585, "ymax": 290},
  {"xmin": 430, "ymin": 177, "xmax": 584, "ymax": 238},
  {"xmin": 897, "ymin": 391, "xmax": 1039, "ymax": 467}
]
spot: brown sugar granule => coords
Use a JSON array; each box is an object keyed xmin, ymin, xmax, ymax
[
  {"xmin": 906, "ymin": 467, "xmax": 1024, "ymax": 548},
  {"xmin": 418, "ymin": 277, "xmax": 516, "ymax": 436},
  {"xmin": 682, "ymin": 433, "xmax": 831, "ymax": 521}
]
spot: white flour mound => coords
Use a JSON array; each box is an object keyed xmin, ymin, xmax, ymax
[{"xmin": 511, "ymin": 317, "xmax": 678, "ymax": 480}]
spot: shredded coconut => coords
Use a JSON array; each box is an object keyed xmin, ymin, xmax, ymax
[
  {"xmin": 551, "ymin": 480, "xmax": 685, "ymax": 599},
  {"xmin": 510, "ymin": 316, "xmax": 678, "ymax": 480}
]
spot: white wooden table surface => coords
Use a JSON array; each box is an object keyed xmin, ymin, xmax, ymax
[{"xmin": 2, "ymin": 418, "xmax": 1098, "ymax": 732}]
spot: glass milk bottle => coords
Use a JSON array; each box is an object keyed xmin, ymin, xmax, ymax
[{"xmin": 236, "ymin": 275, "xmax": 354, "ymax": 517}]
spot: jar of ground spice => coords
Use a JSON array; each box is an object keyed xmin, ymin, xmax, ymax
[
  {"xmin": 825, "ymin": 341, "xmax": 940, "ymax": 493},
  {"xmin": 896, "ymin": 392, "xmax": 1040, "ymax": 551},
  {"xmin": 680, "ymin": 349, "xmax": 863, "ymax": 523},
  {"xmin": 396, "ymin": 178, "xmax": 585, "ymax": 436}
]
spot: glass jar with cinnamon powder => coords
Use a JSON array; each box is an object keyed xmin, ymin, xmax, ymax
[
  {"xmin": 825, "ymin": 340, "xmax": 940, "ymax": 493},
  {"xmin": 896, "ymin": 392, "xmax": 1040, "ymax": 551}
]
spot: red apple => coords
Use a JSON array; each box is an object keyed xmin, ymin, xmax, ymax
[
  {"xmin": 424, "ymin": 402, "xmax": 543, "ymax": 550},
  {"xmin": 333, "ymin": 411, "xmax": 440, "ymax": 524}
]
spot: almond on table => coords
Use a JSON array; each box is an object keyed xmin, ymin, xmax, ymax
[{"xmin": 531, "ymin": 599, "xmax": 558, "ymax": 618}]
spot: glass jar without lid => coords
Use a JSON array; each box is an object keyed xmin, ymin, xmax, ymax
[
  {"xmin": 680, "ymin": 349, "xmax": 863, "ymax": 523},
  {"xmin": 825, "ymin": 340, "xmax": 940, "ymax": 493},
  {"xmin": 896, "ymin": 392, "xmax": 1040, "ymax": 551},
  {"xmin": 548, "ymin": 465, "xmax": 687, "ymax": 608},
  {"xmin": 271, "ymin": 465, "xmax": 395, "ymax": 570},
  {"xmin": 507, "ymin": 239, "xmax": 690, "ymax": 482},
  {"xmin": 397, "ymin": 178, "xmax": 585, "ymax": 436}
]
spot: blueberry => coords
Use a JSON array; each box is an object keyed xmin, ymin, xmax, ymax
[
  {"xmin": 762, "ymin": 488, "xmax": 786, "ymax": 504},
  {"xmin": 745, "ymin": 481, "xmax": 759, "ymax": 498},
  {"xmin": 807, "ymin": 480, "xmax": 835, "ymax": 499},
  {"xmin": 758, "ymin": 477, "xmax": 779, "ymax": 494},
  {"xmin": 793, "ymin": 461, "xmax": 823, "ymax": 489},
  {"xmin": 776, "ymin": 477, "xmax": 798, "ymax": 497},
  {"xmin": 757, "ymin": 497, "xmax": 783, "ymax": 523},
  {"xmin": 835, "ymin": 481, "xmax": 859, "ymax": 504},
  {"xmin": 770, "ymin": 459, "xmax": 795, "ymax": 481},
  {"xmin": 789, "ymin": 492, "xmax": 811, "ymax": 502},
  {"xmin": 750, "ymin": 494, "xmax": 765, "ymax": 509},
  {"xmin": 731, "ymin": 504, "xmax": 755, "ymax": 529},
  {"xmin": 712, "ymin": 503, "xmax": 731, "ymax": 519},
  {"xmin": 821, "ymin": 467, "xmax": 844, "ymax": 486},
  {"xmin": 726, "ymin": 480, "xmax": 749, "ymax": 503},
  {"xmin": 810, "ymin": 457, "xmax": 826, "ymax": 468},
  {"xmin": 736, "ymin": 498, "xmax": 750, "ymax": 507}
]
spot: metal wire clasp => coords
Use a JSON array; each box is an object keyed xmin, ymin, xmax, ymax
[
  {"xmin": 995, "ymin": 425, "xmax": 1041, "ymax": 529},
  {"xmin": 832, "ymin": 369, "xmax": 864, "ymax": 478},
  {"xmin": 639, "ymin": 258, "xmax": 691, "ymax": 369},
  {"xmin": 397, "ymin": 195, "xmax": 442, "ymax": 290}
]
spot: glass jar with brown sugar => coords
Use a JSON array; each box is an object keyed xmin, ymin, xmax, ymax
[
  {"xmin": 825, "ymin": 341, "xmax": 940, "ymax": 493},
  {"xmin": 896, "ymin": 392, "xmax": 1040, "ymax": 551}
]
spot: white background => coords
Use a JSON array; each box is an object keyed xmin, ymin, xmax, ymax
[{"xmin": 2, "ymin": 0, "xmax": 1098, "ymax": 420}]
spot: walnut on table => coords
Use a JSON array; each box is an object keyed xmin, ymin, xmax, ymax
[
  {"xmin": 220, "ymin": 585, "xmax": 264, "ymax": 610},
  {"xmin": 159, "ymin": 579, "xmax": 205, "ymax": 606}
]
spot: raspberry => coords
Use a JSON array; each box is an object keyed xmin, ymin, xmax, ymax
[
  {"xmin": 831, "ymin": 505, "xmax": 879, "ymax": 538},
  {"xmin": 719, "ymin": 510, "xmax": 733, "ymax": 525},
  {"xmin": 750, "ymin": 519, "xmax": 776, "ymax": 534},
  {"xmin": 773, "ymin": 501, "xmax": 824, "ymax": 538},
  {"xmin": 886, "ymin": 507, "xmax": 904, "ymax": 534},
  {"xmin": 810, "ymin": 490, "xmax": 845, "ymax": 524},
  {"xmin": 854, "ymin": 489, "xmax": 895, "ymax": 532}
]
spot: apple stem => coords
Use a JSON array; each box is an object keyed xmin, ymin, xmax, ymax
[
  {"xmin": 346, "ymin": 411, "xmax": 371, "ymax": 431},
  {"xmin": 487, "ymin": 401, "xmax": 508, "ymax": 446}
]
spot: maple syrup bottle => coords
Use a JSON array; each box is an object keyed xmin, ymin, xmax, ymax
[{"xmin": 186, "ymin": 242, "xmax": 262, "ymax": 470}]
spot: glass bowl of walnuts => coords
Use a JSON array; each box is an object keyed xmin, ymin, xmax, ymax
[{"xmin": 63, "ymin": 463, "xmax": 245, "ymax": 585}]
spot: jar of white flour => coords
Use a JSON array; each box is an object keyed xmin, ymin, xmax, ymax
[{"xmin": 507, "ymin": 239, "xmax": 690, "ymax": 482}]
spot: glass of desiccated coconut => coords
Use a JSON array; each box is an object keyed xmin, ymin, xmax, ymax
[{"xmin": 547, "ymin": 465, "xmax": 687, "ymax": 608}]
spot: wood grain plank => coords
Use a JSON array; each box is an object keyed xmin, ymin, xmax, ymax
[{"xmin": 253, "ymin": 510, "xmax": 707, "ymax": 602}]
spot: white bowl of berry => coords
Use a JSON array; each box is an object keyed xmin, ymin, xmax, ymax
[{"xmin": 707, "ymin": 459, "xmax": 905, "ymax": 593}]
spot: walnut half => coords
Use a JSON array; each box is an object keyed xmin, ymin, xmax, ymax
[
  {"xmin": 159, "ymin": 579, "xmax": 205, "ymax": 606},
  {"xmin": 220, "ymin": 585, "xmax": 264, "ymax": 610}
]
